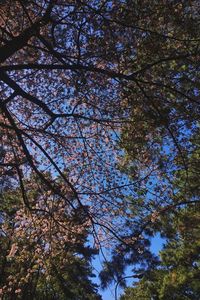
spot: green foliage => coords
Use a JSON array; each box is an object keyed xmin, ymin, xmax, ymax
[
  {"xmin": 119, "ymin": 1, "xmax": 200, "ymax": 199},
  {"xmin": 0, "ymin": 1, "xmax": 200, "ymax": 298},
  {"xmin": 120, "ymin": 132, "xmax": 200, "ymax": 300},
  {"xmin": 0, "ymin": 175, "xmax": 101, "ymax": 300},
  {"xmin": 121, "ymin": 205, "xmax": 200, "ymax": 300}
]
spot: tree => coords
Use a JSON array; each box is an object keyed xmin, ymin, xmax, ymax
[
  {"xmin": 0, "ymin": 0, "xmax": 200, "ymax": 294},
  {"xmin": 0, "ymin": 173, "xmax": 102, "ymax": 299},
  {"xmin": 120, "ymin": 206, "xmax": 200, "ymax": 300},
  {"xmin": 120, "ymin": 132, "xmax": 200, "ymax": 300}
]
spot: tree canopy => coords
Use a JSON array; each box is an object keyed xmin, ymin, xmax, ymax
[
  {"xmin": 120, "ymin": 132, "xmax": 200, "ymax": 300},
  {"xmin": 0, "ymin": 173, "xmax": 101, "ymax": 299},
  {"xmin": 0, "ymin": 1, "xmax": 200, "ymax": 299}
]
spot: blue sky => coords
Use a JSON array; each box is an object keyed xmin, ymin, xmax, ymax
[{"xmin": 92, "ymin": 233, "xmax": 164, "ymax": 300}]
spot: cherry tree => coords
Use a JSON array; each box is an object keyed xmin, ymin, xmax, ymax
[{"xmin": 0, "ymin": 0, "xmax": 200, "ymax": 295}]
